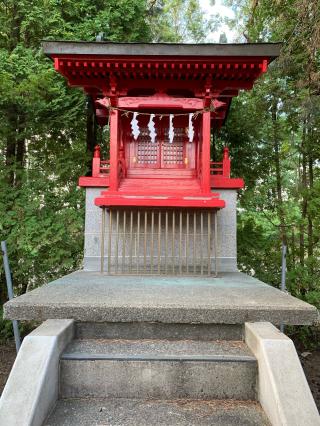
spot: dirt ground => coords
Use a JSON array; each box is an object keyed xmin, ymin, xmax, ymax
[
  {"xmin": 0, "ymin": 342, "xmax": 16, "ymax": 396},
  {"xmin": 0, "ymin": 343, "xmax": 319, "ymax": 412},
  {"xmin": 299, "ymin": 350, "xmax": 320, "ymax": 411}
]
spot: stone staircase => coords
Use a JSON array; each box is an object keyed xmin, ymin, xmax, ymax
[{"xmin": 44, "ymin": 322, "xmax": 270, "ymax": 425}]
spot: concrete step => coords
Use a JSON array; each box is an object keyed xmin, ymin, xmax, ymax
[
  {"xmin": 44, "ymin": 398, "xmax": 271, "ymax": 426},
  {"xmin": 60, "ymin": 339, "xmax": 257, "ymax": 400},
  {"xmin": 75, "ymin": 322, "xmax": 244, "ymax": 341}
]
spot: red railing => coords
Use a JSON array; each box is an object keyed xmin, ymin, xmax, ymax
[
  {"xmin": 92, "ymin": 144, "xmax": 231, "ymax": 179},
  {"xmin": 92, "ymin": 146, "xmax": 110, "ymax": 177},
  {"xmin": 92, "ymin": 145, "xmax": 126, "ymax": 178},
  {"xmin": 210, "ymin": 147, "xmax": 230, "ymax": 178}
]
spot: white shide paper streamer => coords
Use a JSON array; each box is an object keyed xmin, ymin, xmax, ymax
[
  {"xmin": 148, "ymin": 114, "xmax": 156, "ymax": 143},
  {"xmin": 131, "ymin": 112, "xmax": 140, "ymax": 140},
  {"xmin": 169, "ymin": 114, "xmax": 174, "ymax": 143},
  {"xmin": 188, "ymin": 113, "xmax": 194, "ymax": 143}
]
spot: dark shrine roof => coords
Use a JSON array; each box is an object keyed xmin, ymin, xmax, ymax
[
  {"xmin": 43, "ymin": 40, "xmax": 282, "ymax": 129},
  {"xmin": 43, "ymin": 40, "xmax": 281, "ymax": 60}
]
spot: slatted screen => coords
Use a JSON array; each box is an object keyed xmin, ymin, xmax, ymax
[{"xmin": 100, "ymin": 208, "xmax": 218, "ymax": 276}]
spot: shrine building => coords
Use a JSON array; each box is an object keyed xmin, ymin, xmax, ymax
[
  {"xmin": 43, "ymin": 41, "xmax": 281, "ymax": 275},
  {"xmin": 2, "ymin": 41, "xmax": 319, "ymax": 426}
]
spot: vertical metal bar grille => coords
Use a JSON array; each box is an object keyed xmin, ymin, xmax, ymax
[
  {"xmin": 100, "ymin": 208, "xmax": 218, "ymax": 276},
  {"xmin": 150, "ymin": 211, "xmax": 154, "ymax": 273},
  {"xmin": 172, "ymin": 211, "xmax": 175, "ymax": 274},
  {"xmin": 100, "ymin": 208, "xmax": 105, "ymax": 273},
  {"xmin": 108, "ymin": 209, "xmax": 112, "ymax": 273}
]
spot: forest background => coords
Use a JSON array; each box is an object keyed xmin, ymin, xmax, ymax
[{"xmin": 0, "ymin": 0, "xmax": 319, "ymax": 345}]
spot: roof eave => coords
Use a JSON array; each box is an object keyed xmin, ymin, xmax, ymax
[{"xmin": 42, "ymin": 40, "xmax": 282, "ymax": 60}]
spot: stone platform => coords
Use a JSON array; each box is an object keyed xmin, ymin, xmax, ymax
[{"xmin": 4, "ymin": 271, "xmax": 318, "ymax": 325}]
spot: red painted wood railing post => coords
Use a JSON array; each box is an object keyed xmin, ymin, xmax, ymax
[
  {"xmin": 92, "ymin": 145, "xmax": 101, "ymax": 177},
  {"xmin": 201, "ymin": 111, "xmax": 211, "ymax": 193},
  {"xmin": 222, "ymin": 147, "xmax": 230, "ymax": 178},
  {"xmin": 109, "ymin": 109, "xmax": 119, "ymax": 191}
]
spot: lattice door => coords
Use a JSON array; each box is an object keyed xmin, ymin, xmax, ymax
[
  {"xmin": 131, "ymin": 123, "xmax": 187, "ymax": 169},
  {"xmin": 161, "ymin": 128, "xmax": 185, "ymax": 168},
  {"xmin": 135, "ymin": 127, "xmax": 160, "ymax": 168}
]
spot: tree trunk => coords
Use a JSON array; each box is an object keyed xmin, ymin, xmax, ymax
[
  {"xmin": 5, "ymin": 137, "xmax": 16, "ymax": 187},
  {"xmin": 299, "ymin": 121, "xmax": 308, "ymax": 265},
  {"xmin": 291, "ymin": 228, "xmax": 296, "ymax": 265},
  {"xmin": 86, "ymin": 95, "xmax": 97, "ymax": 175},
  {"xmin": 15, "ymin": 114, "xmax": 26, "ymax": 188},
  {"xmin": 307, "ymin": 153, "xmax": 313, "ymax": 257},
  {"xmin": 271, "ymin": 101, "xmax": 287, "ymax": 246}
]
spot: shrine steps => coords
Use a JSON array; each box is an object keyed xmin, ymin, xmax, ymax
[
  {"xmin": 58, "ymin": 338, "xmax": 257, "ymax": 400},
  {"xmin": 44, "ymin": 398, "xmax": 270, "ymax": 426},
  {"xmin": 127, "ymin": 169, "xmax": 196, "ymax": 179},
  {"xmin": 118, "ymin": 177, "xmax": 201, "ymax": 194},
  {"xmin": 44, "ymin": 322, "xmax": 270, "ymax": 426}
]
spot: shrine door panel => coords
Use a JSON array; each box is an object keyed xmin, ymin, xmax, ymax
[
  {"xmin": 126, "ymin": 114, "xmax": 198, "ymax": 170},
  {"xmin": 134, "ymin": 127, "xmax": 160, "ymax": 168},
  {"xmin": 161, "ymin": 128, "xmax": 185, "ymax": 169}
]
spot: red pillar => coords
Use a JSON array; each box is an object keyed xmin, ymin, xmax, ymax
[
  {"xmin": 109, "ymin": 109, "xmax": 119, "ymax": 191},
  {"xmin": 201, "ymin": 111, "xmax": 211, "ymax": 193},
  {"xmin": 92, "ymin": 145, "xmax": 101, "ymax": 177}
]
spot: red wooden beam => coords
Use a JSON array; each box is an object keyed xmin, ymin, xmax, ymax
[
  {"xmin": 109, "ymin": 109, "xmax": 119, "ymax": 191},
  {"xmin": 201, "ymin": 111, "xmax": 211, "ymax": 193},
  {"xmin": 95, "ymin": 194, "xmax": 225, "ymax": 209}
]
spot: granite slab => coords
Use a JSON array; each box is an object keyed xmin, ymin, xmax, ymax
[{"xmin": 3, "ymin": 271, "xmax": 318, "ymax": 325}]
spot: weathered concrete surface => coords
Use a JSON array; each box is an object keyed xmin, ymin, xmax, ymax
[
  {"xmin": 63, "ymin": 338, "xmax": 254, "ymax": 359},
  {"xmin": 60, "ymin": 338, "xmax": 257, "ymax": 400},
  {"xmin": 0, "ymin": 320, "xmax": 74, "ymax": 426},
  {"xmin": 4, "ymin": 271, "xmax": 318, "ymax": 325},
  {"xmin": 60, "ymin": 358, "xmax": 257, "ymax": 400},
  {"xmin": 245, "ymin": 322, "xmax": 320, "ymax": 426},
  {"xmin": 76, "ymin": 322, "xmax": 244, "ymax": 340},
  {"xmin": 44, "ymin": 398, "xmax": 271, "ymax": 426}
]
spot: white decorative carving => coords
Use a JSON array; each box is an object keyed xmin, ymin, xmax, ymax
[
  {"xmin": 169, "ymin": 114, "xmax": 174, "ymax": 143},
  {"xmin": 131, "ymin": 112, "xmax": 140, "ymax": 140},
  {"xmin": 188, "ymin": 113, "xmax": 194, "ymax": 143},
  {"xmin": 148, "ymin": 114, "xmax": 156, "ymax": 143}
]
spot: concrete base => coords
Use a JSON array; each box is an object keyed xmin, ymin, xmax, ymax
[
  {"xmin": 84, "ymin": 188, "xmax": 238, "ymax": 272},
  {"xmin": 0, "ymin": 320, "xmax": 74, "ymax": 426},
  {"xmin": 245, "ymin": 322, "xmax": 320, "ymax": 426},
  {"xmin": 75, "ymin": 322, "xmax": 244, "ymax": 340},
  {"xmin": 44, "ymin": 398, "xmax": 271, "ymax": 426},
  {"xmin": 4, "ymin": 271, "xmax": 318, "ymax": 325}
]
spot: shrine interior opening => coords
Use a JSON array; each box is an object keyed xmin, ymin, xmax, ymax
[
  {"xmin": 124, "ymin": 114, "xmax": 198, "ymax": 175},
  {"xmin": 122, "ymin": 112, "xmax": 200, "ymax": 184}
]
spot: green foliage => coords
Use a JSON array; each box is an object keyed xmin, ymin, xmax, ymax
[
  {"xmin": 0, "ymin": 0, "xmax": 153, "ymax": 305},
  {"xmin": 0, "ymin": 308, "xmax": 36, "ymax": 343},
  {"xmin": 220, "ymin": 0, "xmax": 320, "ymax": 347},
  {"xmin": 148, "ymin": 0, "xmax": 216, "ymax": 42},
  {"xmin": 0, "ymin": 0, "xmax": 318, "ymax": 350},
  {"xmin": 0, "ymin": 0, "xmax": 212, "ymax": 333},
  {"xmin": 0, "ymin": 308, "xmax": 14, "ymax": 343}
]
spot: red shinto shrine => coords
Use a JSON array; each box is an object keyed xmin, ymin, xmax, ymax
[
  {"xmin": 3, "ymin": 43, "xmax": 319, "ymax": 426},
  {"xmin": 44, "ymin": 41, "xmax": 280, "ymax": 275},
  {"xmin": 44, "ymin": 41, "xmax": 279, "ymax": 207}
]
